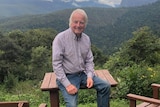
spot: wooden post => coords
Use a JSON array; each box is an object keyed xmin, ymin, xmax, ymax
[
  {"xmin": 130, "ymin": 99, "xmax": 136, "ymax": 107},
  {"xmin": 152, "ymin": 84, "xmax": 160, "ymax": 99},
  {"xmin": 50, "ymin": 90, "xmax": 59, "ymax": 107}
]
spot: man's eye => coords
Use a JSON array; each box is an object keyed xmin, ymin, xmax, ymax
[
  {"xmin": 73, "ymin": 21, "xmax": 78, "ymax": 24},
  {"xmin": 73, "ymin": 21, "xmax": 85, "ymax": 24},
  {"xmin": 80, "ymin": 22, "xmax": 85, "ymax": 24}
]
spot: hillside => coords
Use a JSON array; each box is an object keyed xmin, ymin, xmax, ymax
[
  {"xmin": 0, "ymin": 0, "xmax": 160, "ymax": 54},
  {"xmin": 121, "ymin": 0, "xmax": 157, "ymax": 7},
  {"xmin": 0, "ymin": 0, "xmax": 157, "ymax": 18}
]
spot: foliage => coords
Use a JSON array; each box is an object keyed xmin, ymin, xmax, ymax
[
  {"xmin": 0, "ymin": 81, "xmax": 49, "ymax": 107},
  {"xmin": 104, "ymin": 26, "xmax": 160, "ymax": 98},
  {"xmin": 0, "ymin": 28, "xmax": 107, "ymax": 85},
  {"xmin": 4, "ymin": 72, "xmax": 18, "ymax": 92},
  {"xmin": 0, "ymin": 28, "xmax": 57, "ymax": 83},
  {"xmin": 104, "ymin": 26, "xmax": 160, "ymax": 71},
  {"xmin": 59, "ymin": 88, "xmax": 97, "ymax": 105},
  {"xmin": 0, "ymin": 80, "xmax": 129, "ymax": 107},
  {"xmin": 92, "ymin": 45, "xmax": 108, "ymax": 68},
  {"xmin": 124, "ymin": 26, "xmax": 160, "ymax": 65},
  {"xmin": 0, "ymin": 3, "xmax": 160, "ymax": 104},
  {"xmin": 0, "ymin": 1, "xmax": 160, "ymax": 54},
  {"xmin": 115, "ymin": 64, "xmax": 160, "ymax": 98}
]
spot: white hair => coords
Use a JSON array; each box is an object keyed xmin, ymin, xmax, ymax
[{"xmin": 69, "ymin": 9, "xmax": 88, "ymax": 27}]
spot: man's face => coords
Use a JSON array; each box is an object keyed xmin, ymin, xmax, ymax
[{"xmin": 70, "ymin": 13, "xmax": 86, "ymax": 36}]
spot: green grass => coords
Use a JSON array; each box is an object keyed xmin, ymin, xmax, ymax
[
  {"xmin": 0, "ymin": 81, "xmax": 129, "ymax": 107},
  {"xmin": 60, "ymin": 99, "xmax": 129, "ymax": 107}
]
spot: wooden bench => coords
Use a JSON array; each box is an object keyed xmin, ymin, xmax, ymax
[
  {"xmin": 0, "ymin": 101, "xmax": 29, "ymax": 107},
  {"xmin": 40, "ymin": 69, "xmax": 117, "ymax": 107},
  {"xmin": 0, "ymin": 101, "xmax": 47, "ymax": 107},
  {"xmin": 127, "ymin": 83, "xmax": 160, "ymax": 107}
]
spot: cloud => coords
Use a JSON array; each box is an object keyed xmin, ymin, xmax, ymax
[
  {"xmin": 75, "ymin": 0, "xmax": 90, "ymax": 2},
  {"xmin": 72, "ymin": 0, "xmax": 122, "ymax": 6},
  {"xmin": 43, "ymin": 0, "xmax": 122, "ymax": 7},
  {"xmin": 98, "ymin": 0, "xmax": 122, "ymax": 7},
  {"xmin": 61, "ymin": 0, "xmax": 72, "ymax": 2},
  {"xmin": 42, "ymin": 0, "xmax": 53, "ymax": 2},
  {"xmin": 72, "ymin": 2, "xmax": 81, "ymax": 7}
]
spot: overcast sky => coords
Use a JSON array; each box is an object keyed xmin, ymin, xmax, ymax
[{"xmin": 44, "ymin": 0, "xmax": 122, "ymax": 6}]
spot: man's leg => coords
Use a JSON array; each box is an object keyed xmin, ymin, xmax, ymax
[
  {"xmin": 93, "ymin": 76, "xmax": 111, "ymax": 107},
  {"xmin": 56, "ymin": 74, "xmax": 81, "ymax": 107},
  {"xmin": 80, "ymin": 73, "xmax": 111, "ymax": 107}
]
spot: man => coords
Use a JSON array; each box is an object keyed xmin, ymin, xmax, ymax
[{"xmin": 52, "ymin": 8, "xmax": 110, "ymax": 107}]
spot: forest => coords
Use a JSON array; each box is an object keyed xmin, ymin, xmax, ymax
[
  {"xmin": 0, "ymin": 0, "xmax": 160, "ymax": 55},
  {"xmin": 0, "ymin": 26, "xmax": 159, "ymax": 106},
  {"xmin": 0, "ymin": 0, "xmax": 160, "ymax": 107}
]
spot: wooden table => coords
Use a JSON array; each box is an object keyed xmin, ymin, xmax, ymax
[{"xmin": 40, "ymin": 69, "xmax": 117, "ymax": 107}]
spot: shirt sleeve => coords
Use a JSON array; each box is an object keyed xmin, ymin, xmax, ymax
[
  {"xmin": 52, "ymin": 36, "xmax": 71, "ymax": 88},
  {"xmin": 85, "ymin": 39, "xmax": 95, "ymax": 78}
]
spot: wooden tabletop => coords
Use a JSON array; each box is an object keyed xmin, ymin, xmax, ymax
[{"xmin": 41, "ymin": 69, "xmax": 117, "ymax": 91}]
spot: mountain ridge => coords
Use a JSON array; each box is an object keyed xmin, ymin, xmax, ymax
[
  {"xmin": 0, "ymin": 0, "xmax": 158, "ymax": 18},
  {"xmin": 0, "ymin": 0, "xmax": 160, "ymax": 54}
]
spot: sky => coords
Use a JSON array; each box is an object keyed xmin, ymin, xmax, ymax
[
  {"xmin": 43, "ymin": 0, "xmax": 122, "ymax": 6},
  {"xmin": 97, "ymin": 0, "xmax": 122, "ymax": 6}
]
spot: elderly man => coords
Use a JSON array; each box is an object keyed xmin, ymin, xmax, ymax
[{"xmin": 52, "ymin": 8, "xmax": 110, "ymax": 107}]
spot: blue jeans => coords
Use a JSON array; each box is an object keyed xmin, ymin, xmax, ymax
[{"xmin": 56, "ymin": 72, "xmax": 111, "ymax": 107}]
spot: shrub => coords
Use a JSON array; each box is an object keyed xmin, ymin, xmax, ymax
[{"xmin": 114, "ymin": 63, "xmax": 160, "ymax": 98}]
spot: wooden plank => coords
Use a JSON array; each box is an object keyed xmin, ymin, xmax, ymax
[
  {"xmin": 40, "ymin": 69, "xmax": 117, "ymax": 107},
  {"xmin": 41, "ymin": 73, "xmax": 52, "ymax": 90},
  {"xmin": 128, "ymin": 83, "xmax": 160, "ymax": 107},
  {"xmin": 95, "ymin": 70, "xmax": 105, "ymax": 80},
  {"xmin": 152, "ymin": 84, "xmax": 160, "ymax": 88},
  {"xmin": 137, "ymin": 102, "xmax": 150, "ymax": 107},
  {"xmin": 95, "ymin": 70, "xmax": 117, "ymax": 86},
  {"xmin": 40, "ymin": 70, "xmax": 118, "ymax": 91},
  {"xmin": 146, "ymin": 104, "xmax": 160, "ymax": 107},
  {"xmin": 41, "ymin": 72, "xmax": 58, "ymax": 91},
  {"xmin": 127, "ymin": 94, "xmax": 160, "ymax": 105},
  {"xmin": 49, "ymin": 73, "xmax": 58, "ymax": 89},
  {"xmin": 0, "ymin": 101, "xmax": 29, "ymax": 107},
  {"xmin": 39, "ymin": 103, "xmax": 47, "ymax": 107}
]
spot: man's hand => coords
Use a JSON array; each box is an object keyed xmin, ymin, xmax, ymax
[
  {"xmin": 87, "ymin": 77, "xmax": 93, "ymax": 88},
  {"xmin": 66, "ymin": 84, "xmax": 78, "ymax": 95}
]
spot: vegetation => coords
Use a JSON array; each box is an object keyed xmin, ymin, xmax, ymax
[
  {"xmin": 0, "ymin": 25, "xmax": 159, "ymax": 106},
  {"xmin": 0, "ymin": 28, "xmax": 56, "ymax": 84},
  {"xmin": 0, "ymin": 1, "xmax": 160, "ymax": 106},
  {"xmin": 103, "ymin": 26, "xmax": 160, "ymax": 98},
  {"xmin": 0, "ymin": 0, "xmax": 160, "ymax": 54}
]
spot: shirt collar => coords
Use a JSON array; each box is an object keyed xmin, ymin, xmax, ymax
[{"xmin": 69, "ymin": 28, "xmax": 82, "ymax": 41}]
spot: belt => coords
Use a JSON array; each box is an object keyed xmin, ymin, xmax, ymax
[{"xmin": 66, "ymin": 71, "xmax": 84, "ymax": 75}]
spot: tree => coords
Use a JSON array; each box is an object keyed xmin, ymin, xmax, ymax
[
  {"xmin": 91, "ymin": 45, "xmax": 108, "ymax": 68},
  {"xmin": 103, "ymin": 26, "xmax": 160, "ymax": 98},
  {"xmin": 122, "ymin": 26, "xmax": 160, "ymax": 65},
  {"xmin": 28, "ymin": 46, "xmax": 51, "ymax": 80},
  {"xmin": 104, "ymin": 26, "xmax": 160, "ymax": 72},
  {"xmin": 0, "ymin": 28, "xmax": 57, "ymax": 83}
]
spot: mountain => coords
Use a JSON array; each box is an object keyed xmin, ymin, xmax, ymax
[
  {"xmin": 0, "ymin": 0, "xmax": 158, "ymax": 18},
  {"xmin": 0, "ymin": 0, "xmax": 160, "ymax": 54},
  {"xmin": 0, "ymin": 0, "xmax": 111, "ymax": 18},
  {"xmin": 121, "ymin": 0, "xmax": 158, "ymax": 7}
]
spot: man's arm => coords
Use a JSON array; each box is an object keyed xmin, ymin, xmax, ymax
[{"xmin": 52, "ymin": 36, "xmax": 71, "ymax": 88}]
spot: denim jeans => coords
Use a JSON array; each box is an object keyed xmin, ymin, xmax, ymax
[{"xmin": 56, "ymin": 72, "xmax": 111, "ymax": 107}]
